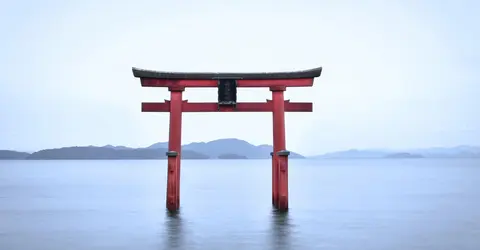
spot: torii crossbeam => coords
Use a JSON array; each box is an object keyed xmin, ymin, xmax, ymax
[{"xmin": 133, "ymin": 67, "xmax": 322, "ymax": 212}]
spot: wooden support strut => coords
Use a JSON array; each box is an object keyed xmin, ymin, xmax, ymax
[{"xmin": 142, "ymin": 101, "xmax": 313, "ymax": 113}]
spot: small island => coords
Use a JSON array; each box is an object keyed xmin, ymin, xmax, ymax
[{"xmin": 217, "ymin": 153, "xmax": 248, "ymax": 159}]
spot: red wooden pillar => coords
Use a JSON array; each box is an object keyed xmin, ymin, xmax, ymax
[
  {"xmin": 271, "ymin": 86, "xmax": 289, "ymax": 211},
  {"xmin": 166, "ymin": 87, "xmax": 184, "ymax": 212}
]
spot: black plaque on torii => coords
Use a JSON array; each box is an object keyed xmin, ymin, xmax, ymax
[{"xmin": 217, "ymin": 79, "xmax": 237, "ymax": 108}]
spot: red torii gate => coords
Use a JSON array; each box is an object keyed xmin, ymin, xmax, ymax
[{"xmin": 132, "ymin": 67, "xmax": 322, "ymax": 212}]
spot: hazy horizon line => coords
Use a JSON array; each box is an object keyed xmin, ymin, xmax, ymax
[{"xmin": 4, "ymin": 138, "xmax": 479, "ymax": 156}]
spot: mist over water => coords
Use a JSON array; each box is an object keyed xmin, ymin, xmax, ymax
[{"xmin": 0, "ymin": 159, "xmax": 479, "ymax": 250}]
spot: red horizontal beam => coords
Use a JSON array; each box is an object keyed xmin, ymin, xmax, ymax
[
  {"xmin": 140, "ymin": 78, "xmax": 314, "ymax": 88},
  {"xmin": 142, "ymin": 101, "xmax": 313, "ymax": 112}
]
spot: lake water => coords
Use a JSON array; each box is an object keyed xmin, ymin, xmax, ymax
[{"xmin": 0, "ymin": 159, "xmax": 479, "ymax": 250}]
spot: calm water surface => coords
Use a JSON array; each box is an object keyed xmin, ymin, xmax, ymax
[{"xmin": 0, "ymin": 159, "xmax": 479, "ymax": 250}]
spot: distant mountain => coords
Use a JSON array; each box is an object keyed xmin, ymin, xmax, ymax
[
  {"xmin": 147, "ymin": 139, "xmax": 304, "ymax": 159},
  {"xmin": 27, "ymin": 147, "xmax": 209, "ymax": 160},
  {"xmin": 311, "ymin": 146, "xmax": 480, "ymax": 159},
  {"xmin": 313, "ymin": 149, "xmax": 390, "ymax": 159},
  {"xmin": 0, "ymin": 150, "xmax": 30, "ymax": 159},
  {"xmin": 0, "ymin": 138, "xmax": 304, "ymax": 160},
  {"xmin": 181, "ymin": 138, "xmax": 305, "ymax": 159},
  {"xmin": 409, "ymin": 145, "xmax": 480, "ymax": 158}
]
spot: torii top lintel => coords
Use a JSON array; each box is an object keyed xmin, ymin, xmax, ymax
[{"xmin": 132, "ymin": 67, "xmax": 322, "ymax": 88}]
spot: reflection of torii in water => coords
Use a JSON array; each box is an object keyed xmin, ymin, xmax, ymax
[
  {"xmin": 132, "ymin": 66, "xmax": 322, "ymax": 212},
  {"xmin": 270, "ymin": 209, "xmax": 293, "ymax": 250},
  {"xmin": 164, "ymin": 211, "xmax": 184, "ymax": 249}
]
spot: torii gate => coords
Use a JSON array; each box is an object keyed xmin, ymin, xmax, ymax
[{"xmin": 132, "ymin": 67, "xmax": 322, "ymax": 212}]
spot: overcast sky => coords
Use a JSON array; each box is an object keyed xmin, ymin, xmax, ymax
[{"xmin": 0, "ymin": 0, "xmax": 478, "ymax": 155}]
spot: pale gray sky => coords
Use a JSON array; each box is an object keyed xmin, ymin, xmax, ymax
[{"xmin": 0, "ymin": 0, "xmax": 478, "ymax": 155}]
